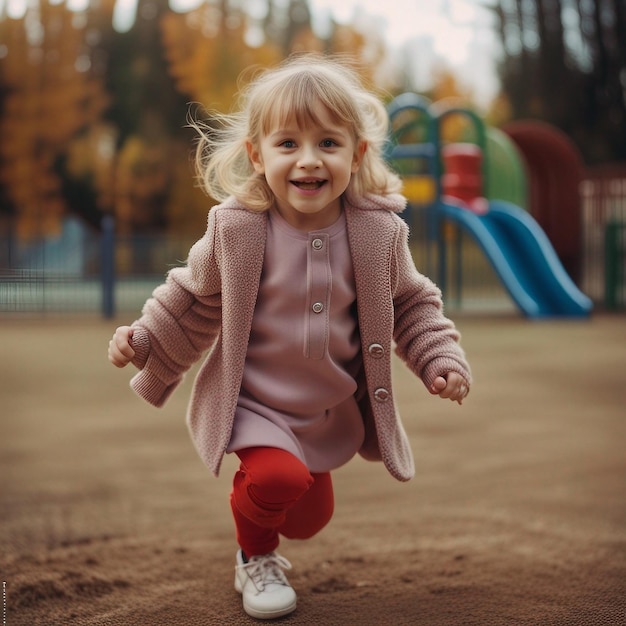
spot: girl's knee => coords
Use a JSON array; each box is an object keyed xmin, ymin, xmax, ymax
[
  {"xmin": 237, "ymin": 448, "xmax": 314, "ymax": 506},
  {"xmin": 254, "ymin": 466, "xmax": 313, "ymax": 504}
]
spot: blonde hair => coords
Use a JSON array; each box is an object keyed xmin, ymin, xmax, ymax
[{"xmin": 191, "ymin": 54, "xmax": 402, "ymax": 210}]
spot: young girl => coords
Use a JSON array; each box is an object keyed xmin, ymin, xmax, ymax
[{"xmin": 108, "ymin": 54, "xmax": 471, "ymax": 620}]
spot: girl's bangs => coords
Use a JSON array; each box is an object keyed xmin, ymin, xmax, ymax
[{"xmin": 258, "ymin": 74, "xmax": 353, "ymax": 135}]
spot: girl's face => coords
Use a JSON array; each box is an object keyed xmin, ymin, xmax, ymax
[{"xmin": 247, "ymin": 102, "xmax": 366, "ymax": 231}]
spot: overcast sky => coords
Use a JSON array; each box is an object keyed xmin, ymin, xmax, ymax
[{"xmin": 309, "ymin": 0, "xmax": 501, "ymax": 108}]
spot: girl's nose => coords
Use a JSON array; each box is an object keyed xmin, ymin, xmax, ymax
[{"xmin": 297, "ymin": 146, "xmax": 322, "ymax": 169}]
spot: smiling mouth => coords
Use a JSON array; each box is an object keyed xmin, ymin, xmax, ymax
[{"xmin": 291, "ymin": 180, "xmax": 326, "ymax": 190}]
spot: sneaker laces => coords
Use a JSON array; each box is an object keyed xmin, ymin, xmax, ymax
[{"xmin": 238, "ymin": 553, "xmax": 292, "ymax": 592}]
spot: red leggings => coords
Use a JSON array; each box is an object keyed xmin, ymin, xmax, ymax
[{"xmin": 230, "ymin": 447, "xmax": 334, "ymax": 557}]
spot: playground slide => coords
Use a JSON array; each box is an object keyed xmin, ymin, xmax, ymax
[{"xmin": 438, "ymin": 199, "xmax": 593, "ymax": 318}]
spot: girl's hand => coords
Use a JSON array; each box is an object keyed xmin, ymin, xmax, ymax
[
  {"xmin": 108, "ymin": 326, "xmax": 135, "ymax": 368},
  {"xmin": 429, "ymin": 372, "xmax": 469, "ymax": 405}
]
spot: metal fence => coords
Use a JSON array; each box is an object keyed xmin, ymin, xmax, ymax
[
  {"xmin": 0, "ymin": 216, "xmax": 194, "ymax": 316},
  {"xmin": 1, "ymin": 165, "xmax": 625, "ymax": 316},
  {"xmin": 580, "ymin": 163, "xmax": 626, "ymax": 310},
  {"xmin": 0, "ymin": 210, "xmax": 516, "ymax": 317}
]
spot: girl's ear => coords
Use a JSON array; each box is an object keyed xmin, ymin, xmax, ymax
[
  {"xmin": 351, "ymin": 140, "xmax": 367, "ymax": 173},
  {"xmin": 246, "ymin": 140, "xmax": 264, "ymax": 174}
]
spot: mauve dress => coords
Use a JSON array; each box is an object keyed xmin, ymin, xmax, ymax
[{"xmin": 226, "ymin": 207, "xmax": 365, "ymax": 472}]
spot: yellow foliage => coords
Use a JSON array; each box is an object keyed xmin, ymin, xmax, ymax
[
  {"xmin": 160, "ymin": 7, "xmax": 283, "ymax": 112},
  {"xmin": 0, "ymin": 3, "xmax": 109, "ymax": 240},
  {"xmin": 1, "ymin": 0, "xmax": 395, "ymax": 241}
]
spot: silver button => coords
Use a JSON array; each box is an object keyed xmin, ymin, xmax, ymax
[
  {"xmin": 311, "ymin": 238, "xmax": 324, "ymax": 250},
  {"xmin": 374, "ymin": 388, "xmax": 390, "ymax": 402},
  {"xmin": 312, "ymin": 302, "xmax": 324, "ymax": 313},
  {"xmin": 368, "ymin": 343, "xmax": 384, "ymax": 358}
]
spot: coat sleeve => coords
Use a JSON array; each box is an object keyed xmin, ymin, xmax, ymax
[
  {"xmin": 390, "ymin": 217, "xmax": 472, "ymax": 390},
  {"xmin": 128, "ymin": 208, "xmax": 223, "ymax": 407}
]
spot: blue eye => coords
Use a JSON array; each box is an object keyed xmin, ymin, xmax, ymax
[
  {"xmin": 321, "ymin": 139, "xmax": 336, "ymax": 148},
  {"xmin": 280, "ymin": 140, "xmax": 296, "ymax": 148}
]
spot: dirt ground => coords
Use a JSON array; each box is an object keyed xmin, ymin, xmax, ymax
[{"xmin": 1, "ymin": 312, "xmax": 625, "ymax": 625}]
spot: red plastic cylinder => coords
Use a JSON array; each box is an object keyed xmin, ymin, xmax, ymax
[{"xmin": 441, "ymin": 143, "xmax": 488, "ymax": 214}]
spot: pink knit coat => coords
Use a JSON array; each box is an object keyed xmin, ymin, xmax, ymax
[{"xmin": 128, "ymin": 193, "xmax": 471, "ymax": 481}]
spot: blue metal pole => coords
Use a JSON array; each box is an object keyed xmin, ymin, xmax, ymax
[{"xmin": 101, "ymin": 214, "xmax": 115, "ymax": 318}]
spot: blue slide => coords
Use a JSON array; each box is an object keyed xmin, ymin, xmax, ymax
[{"xmin": 438, "ymin": 199, "xmax": 593, "ymax": 318}]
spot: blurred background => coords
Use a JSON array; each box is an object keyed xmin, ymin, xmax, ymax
[{"xmin": 0, "ymin": 0, "xmax": 624, "ymax": 315}]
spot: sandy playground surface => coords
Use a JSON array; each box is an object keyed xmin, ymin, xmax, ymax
[{"xmin": 1, "ymin": 313, "xmax": 625, "ymax": 625}]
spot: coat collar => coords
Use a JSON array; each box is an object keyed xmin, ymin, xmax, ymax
[{"xmin": 343, "ymin": 191, "xmax": 407, "ymax": 214}]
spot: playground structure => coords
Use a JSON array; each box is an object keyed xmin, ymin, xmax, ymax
[{"xmin": 386, "ymin": 92, "xmax": 593, "ymax": 318}]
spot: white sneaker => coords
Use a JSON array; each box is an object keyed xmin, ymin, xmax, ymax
[{"xmin": 234, "ymin": 549, "xmax": 297, "ymax": 619}]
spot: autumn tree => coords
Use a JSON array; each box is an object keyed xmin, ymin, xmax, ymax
[
  {"xmin": 491, "ymin": 0, "xmax": 626, "ymax": 163},
  {"xmin": 0, "ymin": 0, "xmax": 393, "ymax": 250},
  {"xmin": 0, "ymin": 1, "xmax": 110, "ymax": 239}
]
